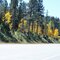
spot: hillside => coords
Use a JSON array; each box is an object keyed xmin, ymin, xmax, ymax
[{"xmin": 0, "ymin": 31, "xmax": 60, "ymax": 43}]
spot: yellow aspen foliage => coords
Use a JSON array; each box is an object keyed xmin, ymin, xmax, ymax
[
  {"xmin": 48, "ymin": 28, "xmax": 53, "ymax": 36},
  {"xmin": 18, "ymin": 19, "xmax": 27, "ymax": 29},
  {"xmin": 18, "ymin": 19, "xmax": 23, "ymax": 29},
  {"xmin": 47, "ymin": 24, "xmax": 50, "ymax": 29},
  {"xmin": 9, "ymin": 23, "xmax": 12, "ymax": 30},
  {"xmin": 47, "ymin": 24, "xmax": 53, "ymax": 36},
  {"xmin": 24, "ymin": 20, "xmax": 27, "ymax": 27},
  {"xmin": 5, "ymin": 12, "xmax": 12, "ymax": 24},
  {"xmin": 18, "ymin": 23, "xmax": 22, "ymax": 29},
  {"xmin": 38, "ymin": 26, "xmax": 42, "ymax": 34},
  {"xmin": 24, "ymin": 20, "xmax": 27, "ymax": 24},
  {"xmin": 53, "ymin": 28, "xmax": 59, "ymax": 37},
  {"xmin": 20, "ymin": 19, "xmax": 24, "ymax": 23}
]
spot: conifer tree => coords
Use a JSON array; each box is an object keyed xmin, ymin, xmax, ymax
[{"xmin": 10, "ymin": 0, "xmax": 18, "ymax": 31}]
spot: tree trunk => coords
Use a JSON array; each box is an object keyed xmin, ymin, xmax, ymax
[
  {"xmin": 28, "ymin": 20, "xmax": 30, "ymax": 36},
  {"xmin": 31, "ymin": 21, "xmax": 34, "ymax": 33},
  {"xmin": 36, "ymin": 21, "xmax": 38, "ymax": 34}
]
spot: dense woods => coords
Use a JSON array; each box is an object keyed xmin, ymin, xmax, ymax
[{"xmin": 0, "ymin": 0, "xmax": 60, "ymax": 43}]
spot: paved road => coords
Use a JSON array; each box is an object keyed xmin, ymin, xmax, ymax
[{"xmin": 0, "ymin": 44, "xmax": 60, "ymax": 60}]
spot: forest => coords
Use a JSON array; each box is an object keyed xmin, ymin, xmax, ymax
[{"xmin": 0, "ymin": 0, "xmax": 60, "ymax": 43}]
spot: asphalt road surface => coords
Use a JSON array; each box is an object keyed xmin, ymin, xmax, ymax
[{"xmin": 0, "ymin": 44, "xmax": 60, "ymax": 60}]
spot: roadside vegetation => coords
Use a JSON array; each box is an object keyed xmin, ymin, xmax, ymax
[{"xmin": 0, "ymin": 0, "xmax": 60, "ymax": 43}]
